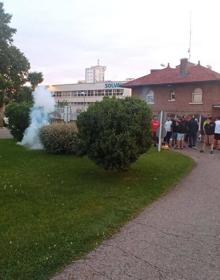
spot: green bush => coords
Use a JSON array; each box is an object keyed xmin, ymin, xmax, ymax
[
  {"xmin": 39, "ymin": 123, "xmax": 79, "ymax": 154},
  {"xmin": 5, "ymin": 102, "xmax": 31, "ymax": 141},
  {"xmin": 77, "ymin": 97, "xmax": 152, "ymax": 170}
]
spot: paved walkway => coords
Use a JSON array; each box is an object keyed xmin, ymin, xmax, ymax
[
  {"xmin": 52, "ymin": 149, "xmax": 220, "ymax": 280},
  {"xmin": 0, "ymin": 127, "xmax": 12, "ymax": 139}
]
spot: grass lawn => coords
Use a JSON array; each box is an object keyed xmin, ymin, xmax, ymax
[{"xmin": 0, "ymin": 140, "xmax": 194, "ymax": 280}]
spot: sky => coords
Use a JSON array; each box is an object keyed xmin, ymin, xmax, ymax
[{"xmin": 3, "ymin": 0, "xmax": 220, "ymax": 85}]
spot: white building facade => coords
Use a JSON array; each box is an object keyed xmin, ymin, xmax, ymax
[
  {"xmin": 85, "ymin": 62, "xmax": 106, "ymax": 83},
  {"xmin": 48, "ymin": 81, "xmax": 131, "ymax": 121}
]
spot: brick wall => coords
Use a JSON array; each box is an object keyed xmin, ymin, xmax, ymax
[{"xmin": 132, "ymin": 82, "xmax": 220, "ymax": 116}]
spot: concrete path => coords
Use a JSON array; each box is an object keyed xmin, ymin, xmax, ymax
[
  {"xmin": 0, "ymin": 127, "xmax": 12, "ymax": 139},
  {"xmin": 52, "ymin": 149, "xmax": 220, "ymax": 280}
]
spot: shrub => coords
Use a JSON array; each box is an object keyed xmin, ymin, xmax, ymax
[
  {"xmin": 77, "ymin": 97, "xmax": 152, "ymax": 170},
  {"xmin": 39, "ymin": 123, "xmax": 79, "ymax": 154},
  {"xmin": 5, "ymin": 102, "xmax": 31, "ymax": 141}
]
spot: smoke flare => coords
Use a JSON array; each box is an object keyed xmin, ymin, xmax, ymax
[{"xmin": 21, "ymin": 86, "xmax": 55, "ymax": 149}]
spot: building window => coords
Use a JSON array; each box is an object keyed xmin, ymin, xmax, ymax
[
  {"xmin": 54, "ymin": 91, "xmax": 62, "ymax": 97},
  {"xmin": 88, "ymin": 90, "xmax": 93, "ymax": 96},
  {"xmin": 116, "ymin": 89, "xmax": 123, "ymax": 96},
  {"xmin": 146, "ymin": 90, "xmax": 154, "ymax": 104},
  {"xmin": 105, "ymin": 90, "xmax": 112, "ymax": 96},
  {"xmin": 169, "ymin": 90, "xmax": 175, "ymax": 101},
  {"xmin": 97, "ymin": 90, "xmax": 104, "ymax": 96},
  {"xmin": 192, "ymin": 88, "xmax": 203, "ymax": 104}
]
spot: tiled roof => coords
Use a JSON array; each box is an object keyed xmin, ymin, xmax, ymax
[{"xmin": 123, "ymin": 62, "xmax": 220, "ymax": 88}]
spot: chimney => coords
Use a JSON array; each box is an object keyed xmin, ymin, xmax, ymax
[
  {"xmin": 180, "ymin": 58, "xmax": 189, "ymax": 76},
  {"xmin": 150, "ymin": 69, "xmax": 159, "ymax": 74}
]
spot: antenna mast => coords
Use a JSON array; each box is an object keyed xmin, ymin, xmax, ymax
[{"xmin": 188, "ymin": 12, "xmax": 192, "ymax": 61}]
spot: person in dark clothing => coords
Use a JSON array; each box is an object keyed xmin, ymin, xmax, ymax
[
  {"xmin": 200, "ymin": 116, "xmax": 207, "ymax": 140},
  {"xmin": 200, "ymin": 117, "xmax": 215, "ymax": 154},
  {"xmin": 188, "ymin": 116, "xmax": 199, "ymax": 148},
  {"xmin": 182, "ymin": 115, "xmax": 189, "ymax": 147},
  {"xmin": 176, "ymin": 118, "xmax": 186, "ymax": 149},
  {"xmin": 171, "ymin": 118, "xmax": 178, "ymax": 148}
]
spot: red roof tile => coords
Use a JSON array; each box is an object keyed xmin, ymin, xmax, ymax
[{"xmin": 123, "ymin": 62, "xmax": 220, "ymax": 88}]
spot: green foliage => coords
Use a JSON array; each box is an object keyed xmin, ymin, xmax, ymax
[
  {"xmin": 77, "ymin": 97, "xmax": 152, "ymax": 170},
  {"xmin": 0, "ymin": 2, "xmax": 30, "ymax": 126},
  {"xmin": 27, "ymin": 72, "xmax": 43, "ymax": 90},
  {"xmin": 0, "ymin": 44, "xmax": 30, "ymax": 101},
  {"xmin": 14, "ymin": 86, "xmax": 33, "ymax": 104},
  {"xmin": 0, "ymin": 91, "xmax": 3, "ymax": 106},
  {"xmin": 57, "ymin": 100, "xmax": 68, "ymax": 107},
  {"xmin": 0, "ymin": 24, "xmax": 30, "ymax": 95},
  {"xmin": 5, "ymin": 102, "xmax": 31, "ymax": 141},
  {"xmin": 39, "ymin": 123, "xmax": 79, "ymax": 154},
  {"xmin": 0, "ymin": 2, "xmax": 16, "ymax": 44},
  {"xmin": 5, "ymin": 46, "xmax": 30, "ymax": 92}
]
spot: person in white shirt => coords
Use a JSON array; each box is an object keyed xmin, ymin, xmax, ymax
[
  {"xmin": 214, "ymin": 116, "xmax": 220, "ymax": 150},
  {"xmin": 164, "ymin": 117, "xmax": 172, "ymax": 146}
]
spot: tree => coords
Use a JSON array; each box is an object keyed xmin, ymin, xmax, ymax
[
  {"xmin": 0, "ymin": 2, "xmax": 15, "ymax": 44},
  {"xmin": 27, "ymin": 72, "xmax": 43, "ymax": 90},
  {"xmin": 14, "ymin": 86, "xmax": 33, "ymax": 104},
  {"xmin": 0, "ymin": 2, "xmax": 30, "ymax": 126},
  {"xmin": 77, "ymin": 97, "xmax": 152, "ymax": 171},
  {"xmin": 5, "ymin": 102, "xmax": 31, "ymax": 141}
]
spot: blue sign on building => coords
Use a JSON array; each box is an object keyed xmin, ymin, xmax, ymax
[{"xmin": 105, "ymin": 82, "xmax": 122, "ymax": 88}]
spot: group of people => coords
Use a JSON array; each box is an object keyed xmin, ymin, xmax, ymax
[
  {"xmin": 199, "ymin": 116, "xmax": 220, "ymax": 153},
  {"xmin": 151, "ymin": 114, "xmax": 220, "ymax": 154}
]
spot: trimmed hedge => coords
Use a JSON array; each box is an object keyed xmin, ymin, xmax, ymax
[
  {"xmin": 39, "ymin": 123, "xmax": 79, "ymax": 154},
  {"xmin": 77, "ymin": 97, "xmax": 152, "ymax": 170}
]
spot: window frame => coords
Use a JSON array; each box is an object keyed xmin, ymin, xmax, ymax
[
  {"xmin": 191, "ymin": 88, "xmax": 203, "ymax": 104},
  {"xmin": 169, "ymin": 89, "xmax": 176, "ymax": 101},
  {"xmin": 145, "ymin": 90, "xmax": 154, "ymax": 104}
]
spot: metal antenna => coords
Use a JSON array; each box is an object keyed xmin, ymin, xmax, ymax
[{"xmin": 188, "ymin": 12, "xmax": 192, "ymax": 61}]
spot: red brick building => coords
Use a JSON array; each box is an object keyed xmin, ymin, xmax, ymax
[{"xmin": 123, "ymin": 58, "xmax": 220, "ymax": 117}]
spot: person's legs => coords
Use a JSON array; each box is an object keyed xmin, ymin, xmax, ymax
[
  {"xmin": 200, "ymin": 135, "xmax": 207, "ymax": 152},
  {"xmin": 214, "ymin": 139, "xmax": 217, "ymax": 149},
  {"xmin": 188, "ymin": 134, "xmax": 193, "ymax": 147},
  {"xmin": 192, "ymin": 132, "xmax": 197, "ymax": 146},
  {"xmin": 184, "ymin": 134, "xmax": 189, "ymax": 148},
  {"xmin": 210, "ymin": 135, "xmax": 214, "ymax": 153},
  {"xmin": 166, "ymin": 132, "xmax": 172, "ymax": 145},
  {"xmin": 163, "ymin": 133, "xmax": 167, "ymax": 144},
  {"xmin": 177, "ymin": 134, "xmax": 180, "ymax": 149},
  {"xmin": 180, "ymin": 139, "xmax": 183, "ymax": 149},
  {"xmin": 181, "ymin": 134, "xmax": 185, "ymax": 149},
  {"xmin": 177, "ymin": 134, "xmax": 184, "ymax": 149},
  {"xmin": 200, "ymin": 134, "xmax": 205, "ymax": 151},
  {"xmin": 214, "ymin": 134, "xmax": 220, "ymax": 150},
  {"xmin": 217, "ymin": 140, "xmax": 220, "ymax": 150},
  {"xmin": 173, "ymin": 132, "xmax": 177, "ymax": 148},
  {"xmin": 152, "ymin": 132, "xmax": 157, "ymax": 147}
]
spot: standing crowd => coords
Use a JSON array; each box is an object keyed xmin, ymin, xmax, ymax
[{"xmin": 151, "ymin": 115, "xmax": 220, "ymax": 154}]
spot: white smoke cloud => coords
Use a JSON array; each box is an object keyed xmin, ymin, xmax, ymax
[{"xmin": 21, "ymin": 86, "xmax": 55, "ymax": 149}]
